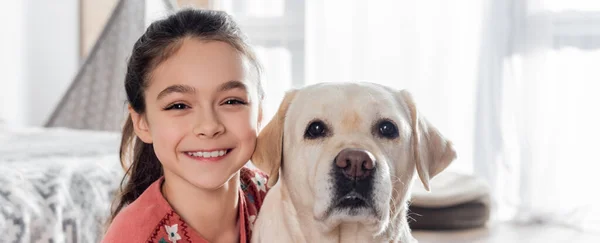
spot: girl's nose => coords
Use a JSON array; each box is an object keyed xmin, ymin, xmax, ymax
[{"xmin": 193, "ymin": 109, "xmax": 225, "ymax": 138}]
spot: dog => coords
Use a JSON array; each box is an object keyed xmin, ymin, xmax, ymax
[{"xmin": 250, "ymin": 82, "xmax": 456, "ymax": 243}]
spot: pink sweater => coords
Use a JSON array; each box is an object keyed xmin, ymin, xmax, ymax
[{"xmin": 102, "ymin": 167, "xmax": 269, "ymax": 243}]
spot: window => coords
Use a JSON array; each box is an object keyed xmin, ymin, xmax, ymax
[{"xmin": 213, "ymin": 0, "xmax": 305, "ymax": 123}]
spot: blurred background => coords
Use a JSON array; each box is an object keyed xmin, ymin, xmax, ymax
[{"xmin": 1, "ymin": 0, "xmax": 600, "ymax": 242}]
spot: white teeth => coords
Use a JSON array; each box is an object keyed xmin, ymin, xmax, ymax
[{"xmin": 187, "ymin": 150, "xmax": 228, "ymax": 158}]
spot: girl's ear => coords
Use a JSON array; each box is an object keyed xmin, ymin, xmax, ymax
[{"xmin": 129, "ymin": 106, "xmax": 153, "ymax": 144}]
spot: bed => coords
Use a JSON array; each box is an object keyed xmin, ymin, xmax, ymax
[{"xmin": 0, "ymin": 125, "xmax": 124, "ymax": 243}]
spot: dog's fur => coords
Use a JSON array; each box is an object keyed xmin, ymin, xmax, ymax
[{"xmin": 251, "ymin": 82, "xmax": 456, "ymax": 243}]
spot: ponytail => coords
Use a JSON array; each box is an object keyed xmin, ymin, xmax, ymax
[{"xmin": 108, "ymin": 116, "xmax": 163, "ymax": 224}]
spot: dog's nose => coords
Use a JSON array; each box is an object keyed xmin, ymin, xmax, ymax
[{"xmin": 334, "ymin": 148, "xmax": 376, "ymax": 180}]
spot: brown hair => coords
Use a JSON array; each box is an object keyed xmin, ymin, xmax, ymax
[{"xmin": 108, "ymin": 8, "xmax": 264, "ymax": 224}]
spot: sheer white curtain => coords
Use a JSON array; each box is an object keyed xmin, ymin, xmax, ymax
[
  {"xmin": 477, "ymin": 0, "xmax": 600, "ymax": 231},
  {"xmin": 306, "ymin": 0, "xmax": 600, "ymax": 231},
  {"xmin": 223, "ymin": 0, "xmax": 600, "ymax": 231}
]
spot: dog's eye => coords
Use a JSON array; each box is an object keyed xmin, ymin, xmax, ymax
[
  {"xmin": 304, "ymin": 120, "xmax": 328, "ymax": 139},
  {"xmin": 377, "ymin": 120, "xmax": 399, "ymax": 139}
]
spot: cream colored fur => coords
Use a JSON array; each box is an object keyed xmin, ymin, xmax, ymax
[{"xmin": 251, "ymin": 82, "xmax": 456, "ymax": 243}]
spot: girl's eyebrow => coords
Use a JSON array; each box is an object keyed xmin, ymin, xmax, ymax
[
  {"xmin": 156, "ymin": 84, "xmax": 196, "ymax": 100},
  {"xmin": 217, "ymin": 80, "xmax": 248, "ymax": 93},
  {"xmin": 156, "ymin": 81, "xmax": 247, "ymax": 101}
]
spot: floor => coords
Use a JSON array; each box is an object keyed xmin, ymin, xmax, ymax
[{"xmin": 412, "ymin": 222, "xmax": 600, "ymax": 243}]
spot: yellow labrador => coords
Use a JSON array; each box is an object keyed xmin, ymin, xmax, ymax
[{"xmin": 251, "ymin": 82, "xmax": 456, "ymax": 243}]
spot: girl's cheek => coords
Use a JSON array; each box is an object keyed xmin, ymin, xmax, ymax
[
  {"xmin": 224, "ymin": 111, "xmax": 257, "ymax": 136},
  {"xmin": 154, "ymin": 115, "xmax": 190, "ymax": 137}
]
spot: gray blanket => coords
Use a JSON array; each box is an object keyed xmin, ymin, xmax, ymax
[{"xmin": 1, "ymin": 126, "xmax": 124, "ymax": 243}]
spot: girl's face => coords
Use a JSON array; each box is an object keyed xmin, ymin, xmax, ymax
[{"xmin": 131, "ymin": 39, "xmax": 261, "ymax": 190}]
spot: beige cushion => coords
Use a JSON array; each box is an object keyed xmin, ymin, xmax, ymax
[
  {"xmin": 409, "ymin": 172, "xmax": 491, "ymax": 230},
  {"xmin": 411, "ymin": 172, "xmax": 490, "ymax": 208}
]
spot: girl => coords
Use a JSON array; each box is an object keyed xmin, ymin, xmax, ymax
[{"xmin": 102, "ymin": 8, "xmax": 269, "ymax": 243}]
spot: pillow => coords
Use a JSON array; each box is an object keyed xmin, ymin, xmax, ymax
[{"xmin": 409, "ymin": 172, "xmax": 491, "ymax": 230}]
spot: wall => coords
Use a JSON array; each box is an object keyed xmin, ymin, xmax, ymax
[
  {"xmin": 0, "ymin": 0, "xmax": 79, "ymax": 127},
  {"xmin": 0, "ymin": 1, "xmax": 25, "ymax": 125},
  {"xmin": 23, "ymin": 0, "xmax": 79, "ymax": 126},
  {"xmin": 81, "ymin": 0, "xmax": 119, "ymax": 58}
]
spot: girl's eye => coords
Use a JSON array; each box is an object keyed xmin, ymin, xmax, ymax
[
  {"xmin": 223, "ymin": 99, "xmax": 247, "ymax": 105},
  {"xmin": 164, "ymin": 103, "xmax": 189, "ymax": 110}
]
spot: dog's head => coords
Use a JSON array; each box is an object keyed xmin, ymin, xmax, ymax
[{"xmin": 252, "ymin": 82, "xmax": 456, "ymax": 234}]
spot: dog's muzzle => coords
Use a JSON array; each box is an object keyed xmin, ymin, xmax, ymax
[{"xmin": 331, "ymin": 148, "xmax": 376, "ymax": 211}]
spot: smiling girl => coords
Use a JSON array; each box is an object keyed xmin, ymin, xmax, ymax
[{"xmin": 102, "ymin": 9, "xmax": 269, "ymax": 243}]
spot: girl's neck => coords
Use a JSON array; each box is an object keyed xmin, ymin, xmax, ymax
[{"xmin": 162, "ymin": 171, "xmax": 241, "ymax": 243}]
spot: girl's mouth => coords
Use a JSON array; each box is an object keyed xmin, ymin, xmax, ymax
[{"xmin": 185, "ymin": 148, "xmax": 232, "ymax": 160}]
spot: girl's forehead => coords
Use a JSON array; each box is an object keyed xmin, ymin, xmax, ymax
[{"xmin": 147, "ymin": 39, "xmax": 257, "ymax": 95}]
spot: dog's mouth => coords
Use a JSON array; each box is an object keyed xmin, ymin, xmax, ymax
[
  {"xmin": 324, "ymin": 190, "xmax": 378, "ymax": 221},
  {"xmin": 334, "ymin": 191, "xmax": 371, "ymax": 209}
]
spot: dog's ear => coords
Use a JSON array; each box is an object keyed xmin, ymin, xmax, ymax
[
  {"xmin": 252, "ymin": 90, "xmax": 297, "ymax": 187},
  {"xmin": 398, "ymin": 90, "xmax": 456, "ymax": 191}
]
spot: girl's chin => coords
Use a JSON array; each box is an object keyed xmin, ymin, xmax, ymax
[{"xmin": 186, "ymin": 170, "xmax": 242, "ymax": 191}]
